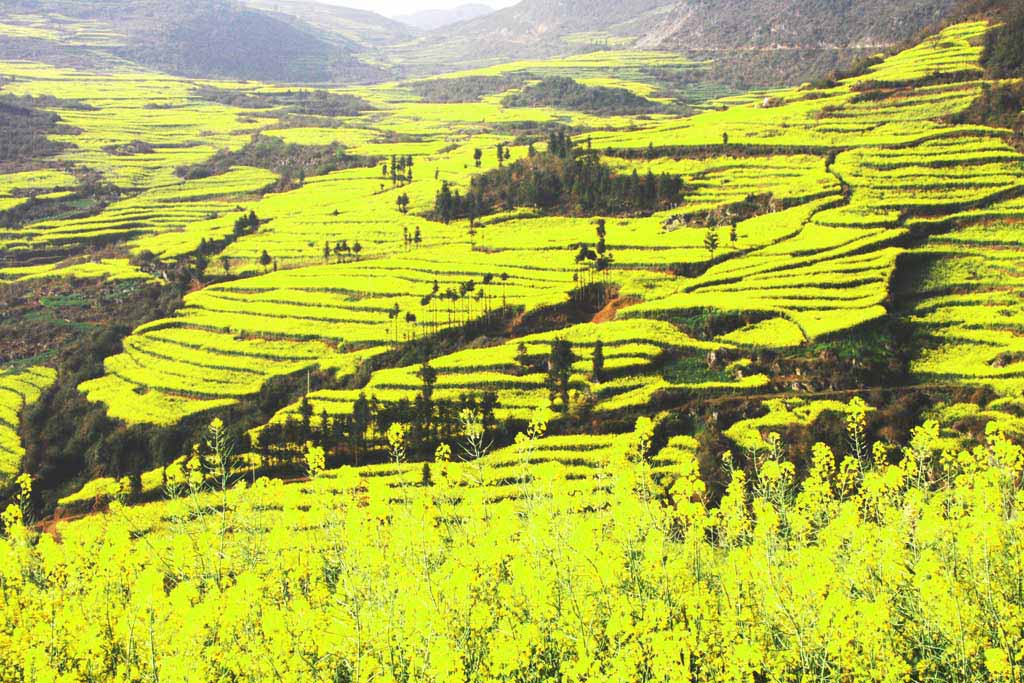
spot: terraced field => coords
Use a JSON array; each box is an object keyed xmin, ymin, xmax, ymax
[
  {"xmin": 0, "ymin": 169, "xmax": 78, "ymax": 214},
  {"xmin": 26, "ymin": 19, "xmax": 1017, "ymax": 433},
  {"xmin": 0, "ymin": 366, "xmax": 56, "ymax": 486},
  {"xmin": 910, "ymin": 218, "xmax": 1024, "ymax": 399},
  {"xmin": 0, "ymin": 166, "xmax": 277, "ymax": 260},
  {"xmin": 263, "ymin": 319, "xmax": 762, "ymax": 437},
  {"xmin": 1, "ymin": 17, "xmax": 1024, "ymax": 515}
]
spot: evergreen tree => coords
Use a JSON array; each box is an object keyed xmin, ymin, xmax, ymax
[
  {"xmin": 299, "ymin": 397, "xmax": 314, "ymax": 443},
  {"xmin": 349, "ymin": 393, "xmax": 371, "ymax": 466},
  {"xmin": 592, "ymin": 339, "xmax": 605, "ymax": 383},
  {"xmin": 704, "ymin": 227, "xmax": 720, "ymax": 259},
  {"xmin": 547, "ymin": 339, "xmax": 575, "ymax": 412}
]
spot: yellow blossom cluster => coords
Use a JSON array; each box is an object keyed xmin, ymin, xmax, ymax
[{"xmin": 2, "ymin": 407, "xmax": 1024, "ymax": 682}]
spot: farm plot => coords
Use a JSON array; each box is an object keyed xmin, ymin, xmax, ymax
[
  {"xmin": 621, "ymin": 197, "xmax": 905, "ymax": 341},
  {"xmin": 585, "ymin": 22, "xmax": 993, "ymax": 153},
  {"xmin": 0, "ymin": 366, "xmax": 56, "ymax": 486},
  {"xmin": 605, "ymin": 154, "xmax": 841, "ymax": 217},
  {"xmin": 0, "ymin": 62, "xmax": 264, "ymax": 190},
  {"xmin": 823, "ymin": 135, "xmax": 1024, "ymax": 228},
  {"xmin": 0, "ymin": 169, "xmax": 79, "ymax": 214},
  {"xmin": 909, "ymin": 219, "xmax": 1024, "ymax": 397},
  {"xmin": 1, "ymin": 166, "xmax": 277, "ymax": 258},
  {"xmin": 262, "ymin": 319, "xmax": 760, "ymax": 438},
  {"xmin": 82, "ymin": 245, "xmax": 578, "ymax": 425}
]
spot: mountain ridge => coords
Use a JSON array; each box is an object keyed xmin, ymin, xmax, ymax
[{"xmin": 394, "ymin": 4, "xmax": 496, "ymax": 31}]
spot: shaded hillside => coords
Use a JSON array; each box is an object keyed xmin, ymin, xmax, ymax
[
  {"xmin": 0, "ymin": 0, "xmax": 385, "ymax": 83},
  {"xmin": 239, "ymin": 0, "xmax": 417, "ymax": 48},
  {"xmin": 395, "ymin": 0, "xmax": 962, "ymax": 85},
  {"xmin": 0, "ymin": 95, "xmax": 78, "ymax": 165},
  {"xmin": 392, "ymin": 0, "xmax": 677, "ymax": 73},
  {"xmin": 638, "ymin": 0, "xmax": 959, "ymax": 52}
]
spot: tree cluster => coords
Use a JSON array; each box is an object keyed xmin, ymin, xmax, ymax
[
  {"xmin": 176, "ymin": 136, "xmax": 377, "ymax": 189},
  {"xmin": 256, "ymin": 366, "xmax": 501, "ymax": 467},
  {"xmin": 195, "ymin": 87, "xmax": 374, "ymax": 117},
  {"xmin": 433, "ymin": 132, "xmax": 682, "ymax": 222},
  {"xmin": 383, "ymin": 154, "xmax": 414, "ymax": 187},
  {"xmin": 0, "ymin": 95, "xmax": 76, "ymax": 163},
  {"xmin": 408, "ymin": 75, "xmax": 530, "ymax": 103},
  {"xmin": 502, "ymin": 77, "xmax": 664, "ymax": 116}
]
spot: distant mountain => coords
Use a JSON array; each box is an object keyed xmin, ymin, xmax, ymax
[
  {"xmin": 391, "ymin": 0, "xmax": 674, "ymax": 73},
  {"xmin": 0, "ymin": 0, "xmax": 387, "ymax": 83},
  {"xmin": 395, "ymin": 0, "xmax": 962, "ymax": 84},
  {"xmin": 0, "ymin": 0, "xmax": 978, "ymax": 86},
  {"xmin": 393, "ymin": 4, "xmax": 495, "ymax": 31},
  {"xmin": 638, "ymin": 0, "xmax": 962, "ymax": 85},
  {"xmin": 636, "ymin": 0, "xmax": 958, "ymax": 52},
  {"xmin": 239, "ymin": 0, "xmax": 418, "ymax": 48}
]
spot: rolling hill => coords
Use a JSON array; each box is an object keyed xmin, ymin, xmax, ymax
[
  {"xmin": 4, "ymin": 2, "xmax": 1024, "ymax": 678},
  {"xmin": 0, "ymin": 0, "xmax": 386, "ymax": 82},
  {"xmin": 239, "ymin": 0, "xmax": 418, "ymax": 48},
  {"xmin": 394, "ymin": 0, "xmax": 962, "ymax": 83}
]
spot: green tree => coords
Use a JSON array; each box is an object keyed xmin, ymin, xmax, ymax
[
  {"xmin": 259, "ymin": 250, "xmax": 272, "ymax": 273},
  {"xmin": 547, "ymin": 339, "xmax": 575, "ymax": 412},
  {"xmin": 349, "ymin": 393, "xmax": 371, "ymax": 467},
  {"xmin": 435, "ymin": 182, "xmax": 454, "ymax": 224},
  {"xmin": 298, "ymin": 396, "xmax": 314, "ymax": 443},
  {"xmin": 592, "ymin": 339, "xmax": 605, "ymax": 383},
  {"xmin": 704, "ymin": 227, "xmax": 719, "ymax": 260}
]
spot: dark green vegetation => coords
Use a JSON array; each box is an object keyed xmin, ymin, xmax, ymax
[
  {"xmin": 0, "ymin": 94, "xmax": 81, "ymax": 164},
  {"xmin": 433, "ymin": 132, "xmax": 683, "ymax": 221},
  {"xmin": 176, "ymin": 136, "xmax": 378, "ymax": 188},
  {"xmin": 950, "ymin": 2, "xmax": 1024, "ymax": 141},
  {"xmin": 502, "ymin": 77, "xmax": 666, "ymax": 115},
  {"xmin": 194, "ymin": 87, "xmax": 373, "ymax": 116},
  {"xmin": 980, "ymin": 0, "xmax": 1024, "ymax": 78},
  {"xmin": 408, "ymin": 75, "xmax": 531, "ymax": 104}
]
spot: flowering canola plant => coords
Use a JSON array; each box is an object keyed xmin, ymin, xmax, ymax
[{"xmin": 3, "ymin": 405, "xmax": 1024, "ymax": 682}]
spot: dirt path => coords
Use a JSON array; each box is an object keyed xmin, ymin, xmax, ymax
[{"xmin": 592, "ymin": 296, "xmax": 640, "ymax": 324}]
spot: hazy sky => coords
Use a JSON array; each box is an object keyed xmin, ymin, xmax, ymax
[{"xmin": 317, "ymin": 0, "xmax": 519, "ymax": 17}]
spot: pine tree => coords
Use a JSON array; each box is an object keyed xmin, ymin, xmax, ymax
[
  {"xmin": 704, "ymin": 227, "xmax": 720, "ymax": 259},
  {"xmin": 592, "ymin": 339, "xmax": 605, "ymax": 383},
  {"xmin": 547, "ymin": 339, "xmax": 575, "ymax": 412}
]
